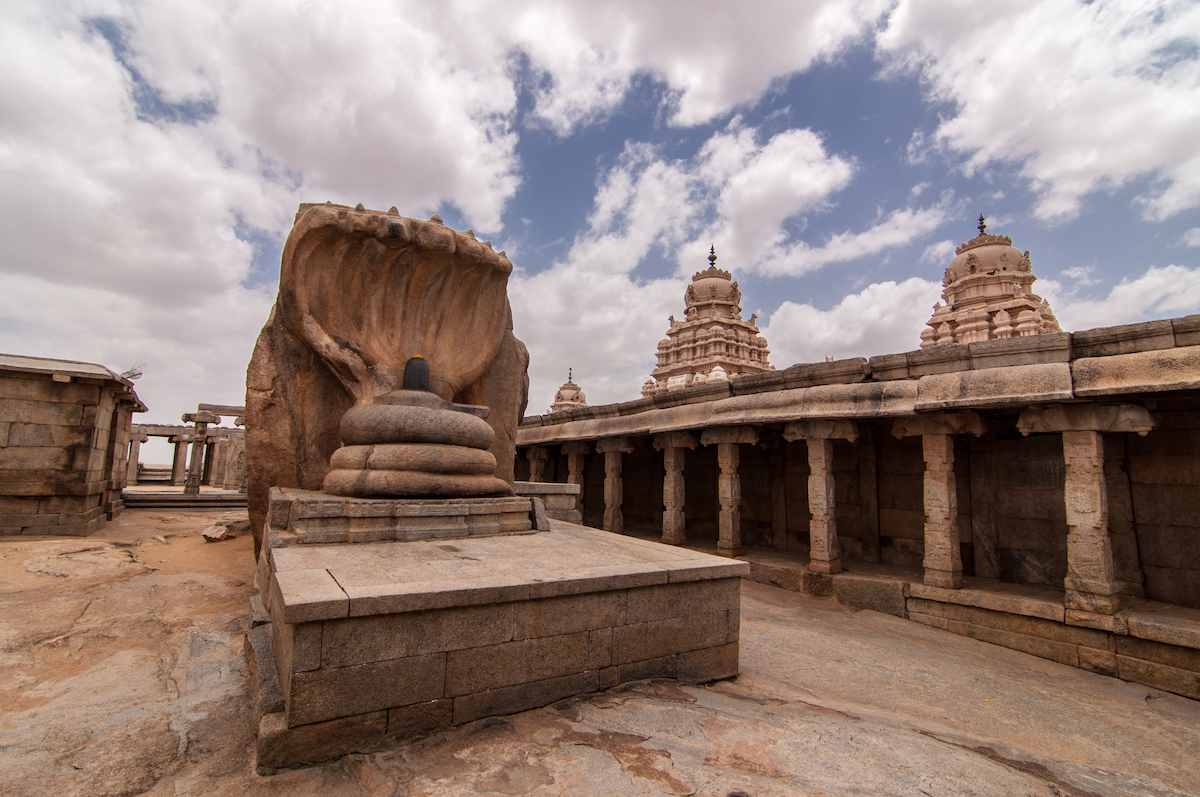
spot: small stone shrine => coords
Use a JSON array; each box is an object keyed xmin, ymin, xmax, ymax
[
  {"xmin": 642, "ymin": 246, "xmax": 773, "ymax": 397},
  {"xmin": 921, "ymin": 216, "xmax": 1062, "ymax": 347},
  {"xmin": 244, "ymin": 203, "xmax": 746, "ymax": 771}
]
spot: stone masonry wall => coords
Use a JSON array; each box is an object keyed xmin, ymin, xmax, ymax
[{"xmin": 0, "ymin": 372, "xmax": 133, "ymax": 536}]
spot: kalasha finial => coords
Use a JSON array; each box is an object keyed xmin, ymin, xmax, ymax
[
  {"xmin": 978, "ymin": 214, "xmax": 987, "ymax": 235},
  {"xmin": 568, "ymin": 367, "xmax": 572, "ymax": 383},
  {"xmin": 708, "ymin": 245, "xmax": 717, "ymax": 266}
]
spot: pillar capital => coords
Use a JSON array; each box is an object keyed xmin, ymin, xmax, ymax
[
  {"xmin": 701, "ymin": 426, "xmax": 758, "ymax": 447},
  {"xmin": 891, "ymin": 411, "xmax": 984, "ymax": 439},
  {"xmin": 562, "ymin": 441, "xmax": 591, "ymax": 455},
  {"xmin": 595, "ymin": 436, "xmax": 635, "ymax": 454},
  {"xmin": 652, "ymin": 431, "xmax": 698, "ymax": 451},
  {"xmin": 783, "ymin": 419, "xmax": 858, "ymax": 443},
  {"xmin": 1017, "ymin": 403, "xmax": 1153, "ymax": 437},
  {"xmin": 182, "ymin": 410, "xmax": 221, "ymax": 424},
  {"xmin": 526, "ymin": 446, "xmax": 550, "ymax": 460}
]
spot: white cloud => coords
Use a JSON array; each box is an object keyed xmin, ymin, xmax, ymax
[
  {"xmin": 1040, "ymin": 264, "xmax": 1200, "ymax": 332},
  {"xmin": 493, "ymin": 0, "xmax": 890, "ymax": 132},
  {"xmin": 879, "ymin": 0, "xmax": 1200, "ymax": 222},
  {"xmin": 1059, "ymin": 265, "xmax": 1101, "ymax": 287},
  {"xmin": 1183, "ymin": 227, "xmax": 1200, "ymax": 247},
  {"xmin": 763, "ymin": 277, "xmax": 943, "ymax": 365},
  {"xmin": 921, "ymin": 239, "xmax": 955, "ymax": 265}
]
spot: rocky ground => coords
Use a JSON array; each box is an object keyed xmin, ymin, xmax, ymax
[{"xmin": 0, "ymin": 509, "xmax": 1196, "ymax": 797}]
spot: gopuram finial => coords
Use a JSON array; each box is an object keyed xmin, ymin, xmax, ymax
[
  {"xmin": 978, "ymin": 214, "xmax": 987, "ymax": 235},
  {"xmin": 568, "ymin": 367, "xmax": 572, "ymax": 383},
  {"xmin": 708, "ymin": 245, "xmax": 717, "ymax": 266}
]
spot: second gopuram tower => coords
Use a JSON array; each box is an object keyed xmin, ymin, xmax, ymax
[{"xmin": 642, "ymin": 247, "xmax": 773, "ymax": 397}]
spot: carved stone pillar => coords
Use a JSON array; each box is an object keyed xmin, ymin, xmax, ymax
[
  {"xmin": 563, "ymin": 441, "xmax": 590, "ymax": 514},
  {"xmin": 701, "ymin": 427, "xmax": 758, "ymax": 558},
  {"xmin": 1062, "ymin": 430, "xmax": 1120, "ymax": 615},
  {"xmin": 527, "ymin": 446, "xmax": 549, "ymax": 482},
  {"xmin": 653, "ymin": 432, "xmax": 697, "ymax": 546},
  {"xmin": 784, "ymin": 420, "xmax": 859, "ymax": 575},
  {"xmin": 182, "ymin": 411, "xmax": 220, "ymax": 496},
  {"xmin": 1017, "ymin": 403, "xmax": 1153, "ymax": 628},
  {"xmin": 127, "ymin": 433, "xmax": 148, "ymax": 484},
  {"xmin": 170, "ymin": 436, "xmax": 190, "ymax": 486},
  {"xmin": 595, "ymin": 437, "xmax": 634, "ymax": 534},
  {"xmin": 892, "ymin": 412, "xmax": 985, "ymax": 590},
  {"xmin": 922, "ymin": 434, "xmax": 962, "ymax": 589}
]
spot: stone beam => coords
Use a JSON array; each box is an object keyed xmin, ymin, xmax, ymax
[{"xmin": 1016, "ymin": 403, "xmax": 1153, "ymax": 437}]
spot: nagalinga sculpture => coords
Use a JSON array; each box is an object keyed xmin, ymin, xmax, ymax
[{"xmin": 245, "ymin": 203, "xmax": 530, "ymax": 554}]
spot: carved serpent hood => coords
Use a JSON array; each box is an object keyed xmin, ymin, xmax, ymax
[{"xmin": 277, "ymin": 203, "xmax": 513, "ymax": 404}]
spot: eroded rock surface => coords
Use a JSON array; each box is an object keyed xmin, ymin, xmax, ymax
[{"xmin": 245, "ymin": 204, "xmax": 530, "ymax": 550}]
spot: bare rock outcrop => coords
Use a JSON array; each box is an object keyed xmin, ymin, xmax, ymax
[{"xmin": 245, "ymin": 204, "xmax": 529, "ymax": 553}]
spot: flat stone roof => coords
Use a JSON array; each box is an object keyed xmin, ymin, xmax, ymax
[
  {"xmin": 269, "ymin": 520, "xmax": 749, "ymax": 623},
  {"xmin": 0, "ymin": 352, "xmax": 125, "ymax": 382},
  {"xmin": 518, "ymin": 315, "xmax": 1200, "ymax": 445}
]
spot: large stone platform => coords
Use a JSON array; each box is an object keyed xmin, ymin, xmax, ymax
[{"xmin": 252, "ymin": 511, "xmax": 748, "ymax": 769}]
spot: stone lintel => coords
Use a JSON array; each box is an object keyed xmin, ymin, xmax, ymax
[
  {"xmin": 915, "ymin": 362, "xmax": 1073, "ymax": 410},
  {"xmin": 561, "ymin": 441, "xmax": 590, "ymax": 455},
  {"xmin": 595, "ymin": 436, "xmax": 635, "ymax": 454},
  {"xmin": 780, "ymin": 357, "xmax": 870, "ymax": 389},
  {"xmin": 782, "ymin": 419, "xmax": 859, "ymax": 443},
  {"xmin": 1017, "ymin": 403, "xmax": 1153, "ymax": 436},
  {"xmin": 700, "ymin": 426, "xmax": 758, "ymax": 447},
  {"xmin": 1072, "ymin": 347, "xmax": 1200, "ymax": 397},
  {"xmin": 891, "ymin": 411, "xmax": 984, "ymax": 439},
  {"xmin": 652, "ymin": 431, "xmax": 698, "ymax": 451}
]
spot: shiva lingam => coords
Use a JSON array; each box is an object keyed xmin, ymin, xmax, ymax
[{"xmin": 322, "ymin": 354, "xmax": 511, "ymax": 497}]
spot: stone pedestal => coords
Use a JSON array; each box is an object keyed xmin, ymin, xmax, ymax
[
  {"xmin": 513, "ymin": 481, "xmax": 582, "ymax": 523},
  {"xmin": 251, "ymin": 489, "xmax": 747, "ymax": 771},
  {"xmin": 921, "ymin": 434, "xmax": 963, "ymax": 589},
  {"xmin": 653, "ymin": 432, "xmax": 697, "ymax": 547}
]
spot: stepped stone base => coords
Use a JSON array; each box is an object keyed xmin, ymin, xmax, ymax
[
  {"xmin": 253, "ymin": 505, "xmax": 747, "ymax": 771},
  {"xmin": 266, "ymin": 487, "xmax": 536, "ymax": 545}
]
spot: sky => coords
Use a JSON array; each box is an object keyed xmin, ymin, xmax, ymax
[{"xmin": 3, "ymin": 0, "xmax": 1200, "ymax": 454}]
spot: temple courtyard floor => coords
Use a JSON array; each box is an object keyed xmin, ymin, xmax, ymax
[{"xmin": 0, "ymin": 510, "xmax": 1196, "ymax": 797}]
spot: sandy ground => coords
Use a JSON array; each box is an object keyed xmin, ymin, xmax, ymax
[{"xmin": 0, "ymin": 508, "xmax": 1197, "ymax": 797}]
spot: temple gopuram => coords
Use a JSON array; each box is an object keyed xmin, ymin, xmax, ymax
[{"xmin": 642, "ymin": 247, "xmax": 773, "ymax": 396}]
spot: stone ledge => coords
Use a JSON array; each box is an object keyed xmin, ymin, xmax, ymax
[
  {"xmin": 1072, "ymin": 347, "xmax": 1200, "ymax": 397},
  {"xmin": 908, "ymin": 581, "xmax": 1066, "ymax": 622},
  {"xmin": 915, "ymin": 362, "xmax": 1073, "ymax": 410}
]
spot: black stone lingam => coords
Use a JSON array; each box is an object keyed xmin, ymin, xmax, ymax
[{"xmin": 322, "ymin": 356, "xmax": 512, "ymax": 497}]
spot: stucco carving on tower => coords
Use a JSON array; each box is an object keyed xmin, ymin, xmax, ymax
[
  {"xmin": 642, "ymin": 247, "xmax": 773, "ymax": 397},
  {"xmin": 921, "ymin": 216, "xmax": 1062, "ymax": 348}
]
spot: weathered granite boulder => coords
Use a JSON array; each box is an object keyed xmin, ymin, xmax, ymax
[{"xmin": 245, "ymin": 203, "xmax": 529, "ymax": 553}]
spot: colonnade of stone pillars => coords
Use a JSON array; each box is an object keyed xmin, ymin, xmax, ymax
[
  {"xmin": 700, "ymin": 427, "xmax": 757, "ymax": 558},
  {"xmin": 595, "ymin": 437, "xmax": 634, "ymax": 534},
  {"xmin": 652, "ymin": 432, "xmax": 697, "ymax": 546}
]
